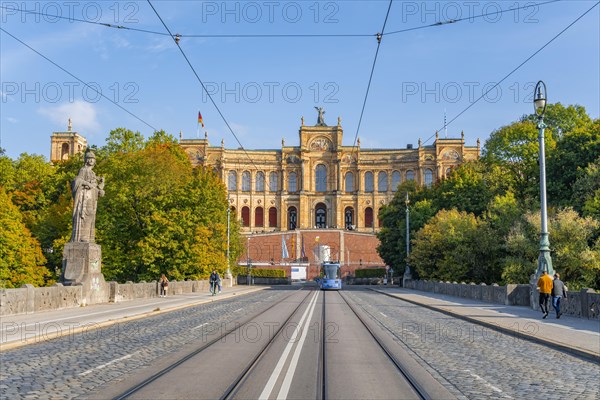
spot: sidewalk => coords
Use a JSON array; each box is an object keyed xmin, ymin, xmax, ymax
[
  {"xmin": 372, "ymin": 287, "xmax": 600, "ymax": 362},
  {"xmin": 0, "ymin": 285, "xmax": 266, "ymax": 351}
]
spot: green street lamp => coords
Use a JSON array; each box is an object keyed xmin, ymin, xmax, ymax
[
  {"xmin": 403, "ymin": 192, "xmax": 412, "ymax": 285},
  {"xmin": 534, "ymin": 80, "xmax": 554, "ymax": 278}
]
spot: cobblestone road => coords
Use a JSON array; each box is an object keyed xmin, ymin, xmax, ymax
[
  {"xmin": 345, "ymin": 289, "xmax": 600, "ymax": 400},
  {"xmin": 0, "ymin": 289, "xmax": 294, "ymax": 399}
]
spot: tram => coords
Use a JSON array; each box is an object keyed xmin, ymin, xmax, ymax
[{"xmin": 319, "ymin": 262, "xmax": 342, "ymax": 290}]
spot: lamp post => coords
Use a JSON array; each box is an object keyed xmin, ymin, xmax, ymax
[
  {"xmin": 226, "ymin": 192, "xmax": 232, "ymax": 286},
  {"xmin": 403, "ymin": 192, "xmax": 412, "ymax": 286},
  {"xmin": 533, "ymin": 80, "xmax": 554, "ymax": 278}
]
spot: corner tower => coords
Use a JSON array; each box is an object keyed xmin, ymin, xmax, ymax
[{"xmin": 50, "ymin": 118, "xmax": 87, "ymax": 163}]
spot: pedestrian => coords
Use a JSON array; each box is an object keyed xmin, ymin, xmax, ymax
[
  {"xmin": 209, "ymin": 270, "xmax": 220, "ymax": 296},
  {"xmin": 537, "ymin": 270, "xmax": 553, "ymax": 319},
  {"xmin": 552, "ymin": 272, "xmax": 568, "ymax": 319},
  {"xmin": 159, "ymin": 274, "xmax": 169, "ymax": 297}
]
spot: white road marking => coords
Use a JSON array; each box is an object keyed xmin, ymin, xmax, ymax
[
  {"xmin": 259, "ymin": 291, "xmax": 319, "ymax": 400},
  {"xmin": 234, "ymin": 308, "xmax": 243, "ymax": 313},
  {"xmin": 379, "ymin": 312, "xmax": 388, "ymax": 318},
  {"xmin": 277, "ymin": 291, "xmax": 320, "ymax": 399},
  {"xmin": 463, "ymin": 369, "xmax": 511, "ymax": 398},
  {"xmin": 191, "ymin": 323, "xmax": 208, "ymax": 330},
  {"xmin": 78, "ymin": 351, "xmax": 140, "ymax": 376}
]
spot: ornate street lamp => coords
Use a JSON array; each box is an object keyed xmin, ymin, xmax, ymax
[
  {"xmin": 534, "ymin": 80, "xmax": 554, "ymax": 278},
  {"xmin": 403, "ymin": 192, "xmax": 412, "ymax": 285}
]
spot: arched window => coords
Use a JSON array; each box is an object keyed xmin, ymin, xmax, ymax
[
  {"xmin": 378, "ymin": 171, "xmax": 388, "ymax": 192},
  {"xmin": 269, "ymin": 172, "xmax": 278, "ymax": 192},
  {"xmin": 391, "ymin": 171, "xmax": 401, "ymax": 192},
  {"xmin": 424, "ymin": 169, "xmax": 434, "ymax": 187},
  {"xmin": 288, "ymin": 172, "xmax": 297, "ymax": 192},
  {"xmin": 406, "ymin": 170, "xmax": 415, "ymax": 181},
  {"xmin": 241, "ymin": 206, "xmax": 250, "ymax": 227},
  {"xmin": 61, "ymin": 143, "xmax": 69, "ymax": 160},
  {"xmin": 364, "ymin": 171, "xmax": 374, "ymax": 192},
  {"xmin": 228, "ymin": 171, "xmax": 237, "ymax": 191},
  {"xmin": 345, "ymin": 172, "xmax": 354, "ymax": 192},
  {"xmin": 242, "ymin": 171, "xmax": 251, "ymax": 192},
  {"xmin": 315, "ymin": 203, "xmax": 327, "ymax": 228},
  {"xmin": 365, "ymin": 207, "xmax": 373, "ymax": 228},
  {"xmin": 255, "ymin": 207, "xmax": 264, "ymax": 227},
  {"xmin": 345, "ymin": 207, "xmax": 354, "ymax": 230},
  {"xmin": 256, "ymin": 171, "xmax": 265, "ymax": 192},
  {"xmin": 315, "ymin": 164, "xmax": 327, "ymax": 192},
  {"xmin": 288, "ymin": 207, "xmax": 297, "ymax": 230},
  {"xmin": 268, "ymin": 207, "xmax": 277, "ymax": 227}
]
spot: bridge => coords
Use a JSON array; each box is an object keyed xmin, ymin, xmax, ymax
[{"xmin": 1, "ymin": 284, "xmax": 598, "ymax": 399}]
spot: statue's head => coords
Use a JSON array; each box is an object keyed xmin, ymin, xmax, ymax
[{"xmin": 85, "ymin": 150, "xmax": 96, "ymax": 161}]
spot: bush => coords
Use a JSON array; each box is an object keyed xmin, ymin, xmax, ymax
[
  {"xmin": 355, "ymin": 268, "xmax": 387, "ymax": 278},
  {"xmin": 249, "ymin": 268, "xmax": 286, "ymax": 278}
]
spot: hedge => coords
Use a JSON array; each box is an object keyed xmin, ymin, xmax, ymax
[
  {"xmin": 355, "ymin": 268, "xmax": 387, "ymax": 278},
  {"xmin": 248, "ymin": 268, "xmax": 287, "ymax": 278}
]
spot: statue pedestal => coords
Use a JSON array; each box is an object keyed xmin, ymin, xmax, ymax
[{"xmin": 62, "ymin": 242, "xmax": 108, "ymax": 305}]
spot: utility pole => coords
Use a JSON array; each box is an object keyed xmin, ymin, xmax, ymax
[{"xmin": 226, "ymin": 192, "xmax": 232, "ymax": 286}]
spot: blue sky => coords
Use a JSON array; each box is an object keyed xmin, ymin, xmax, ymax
[{"xmin": 1, "ymin": 0, "xmax": 599, "ymax": 160}]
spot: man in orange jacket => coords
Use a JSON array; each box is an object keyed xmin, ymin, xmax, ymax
[{"xmin": 537, "ymin": 271, "xmax": 553, "ymax": 319}]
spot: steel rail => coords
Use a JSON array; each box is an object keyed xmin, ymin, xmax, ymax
[
  {"xmin": 112, "ymin": 287, "xmax": 308, "ymax": 400},
  {"xmin": 337, "ymin": 290, "xmax": 429, "ymax": 400}
]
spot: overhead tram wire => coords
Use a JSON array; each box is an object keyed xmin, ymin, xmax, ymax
[
  {"xmin": 1, "ymin": 1, "xmax": 561, "ymax": 39},
  {"xmin": 384, "ymin": 0, "xmax": 562, "ymax": 36},
  {"xmin": 145, "ymin": 0, "xmax": 261, "ymax": 173},
  {"xmin": 423, "ymin": 1, "xmax": 600, "ymax": 146},
  {"xmin": 0, "ymin": 27, "xmax": 158, "ymax": 133},
  {"xmin": 350, "ymin": 0, "xmax": 393, "ymax": 158}
]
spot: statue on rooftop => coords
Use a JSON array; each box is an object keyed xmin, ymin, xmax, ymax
[{"xmin": 315, "ymin": 107, "xmax": 326, "ymax": 126}]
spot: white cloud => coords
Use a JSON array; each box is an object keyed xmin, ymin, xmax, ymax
[
  {"xmin": 6, "ymin": 117, "xmax": 18, "ymax": 123},
  {"xmin": 38, "ymin": 100, "xmax": 100, "ymax": 133}
]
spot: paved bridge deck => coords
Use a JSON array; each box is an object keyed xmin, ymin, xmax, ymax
[{"xmin": 1, "ymin": 285, "xmax": 598, "ymax": 361}]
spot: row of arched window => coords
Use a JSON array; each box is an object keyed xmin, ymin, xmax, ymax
[
  {"xmin": 228, "ymin": 168, "xmax": 435, "ymax": 192},
  {"xmin": 234, "ymin": 205, "xmax": 381, "ymax": 230}
]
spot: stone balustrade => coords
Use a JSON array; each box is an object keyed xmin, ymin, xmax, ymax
[
  {"xmin": 0, "ymin": 278, "xmax": 235, "ymax": 317},
  {"xmin": 403, "ymin": 279, "xmax": 599, "ymax": 320}
]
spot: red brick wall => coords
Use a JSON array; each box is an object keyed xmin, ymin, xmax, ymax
[{"xmin": 239, "ymin": 230, "xmax": 384, "ymax": 279}]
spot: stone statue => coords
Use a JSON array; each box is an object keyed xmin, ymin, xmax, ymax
[
  {"xmin": 315, "ymin": 107, "xmax": 326, "ymax": 126},
  {"xmin": 70, "ymin": 150, "xmax": 105, "ymax": 243}
]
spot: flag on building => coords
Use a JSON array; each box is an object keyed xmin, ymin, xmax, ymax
[
  {"xmin": 281, "ymin": 235, "xmax": 289, "ymax": 259},
  {"xmin": 198, "ymin": 111, "xmax": 204, "ymax": 128}
]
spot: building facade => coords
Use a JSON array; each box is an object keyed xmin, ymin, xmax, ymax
[
  {"xmin": 50, "ymin": 119, "xmax": 87, "ymax": 163},
  {"xmin": 180, "ymin": 114, "xmax": 480, "ymax": 235}
]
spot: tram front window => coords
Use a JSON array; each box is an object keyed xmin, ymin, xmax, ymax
[{"xmin": 323, "ymin": 264, "xmax": 340, "ymax": 279}]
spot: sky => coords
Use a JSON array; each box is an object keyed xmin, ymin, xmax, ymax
[{"xmin": 1, "ymin": 0, "xmax": 599, "ymax": 160}]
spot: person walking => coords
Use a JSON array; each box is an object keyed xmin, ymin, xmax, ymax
[
  {"xmin": 552, "ymin": 273, "xmax": 568, "ymax": 319},
  {"xmin": 537, "ymin": 270, "xmax": 553, "ymax": 319},
  {"xmin": 159, "ymin": 274, "xmax": 169, "ymax": 297}
]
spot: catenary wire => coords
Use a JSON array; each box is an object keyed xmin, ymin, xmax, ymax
[
  {"xmin": 350, "ymin": 0, "xmax": 393, "ymax": 156},
  {"xmin": 0, "ymin": 1, "xmax": 560, "ymax": 39},
  {"xmin": 423, "ymin": 0, "xmax": 599, "ymax": 145},
  {"xmin": 145, "ymin": 0, "xmax": 261, "ymax": 172},
  {"xmin": 0, "ymin": 27, "xmax": 158, "ymax": 132}
]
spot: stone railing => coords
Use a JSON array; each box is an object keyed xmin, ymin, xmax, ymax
[
  {"xmin": 403, "ymin": 280, "xmax": 600, "ymax": 320},
  {"xmin": 0, "ymin": 278, "xmax": 235, "ymax": 317},
  {"xmin": 404, "ymin": 280, "xmax": 531, "ymax": 306}
]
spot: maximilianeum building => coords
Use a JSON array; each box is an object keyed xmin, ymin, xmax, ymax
[
  {"xmin": 180, "ymin": 113, "xmax": 480, "ymax": 236},
  {"xmin": 51, "ymin": 113, "xmax": 479, "ymax": 276}
]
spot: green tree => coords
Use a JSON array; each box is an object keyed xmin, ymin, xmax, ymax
[
  {"xmin": 409, "ymin": 209, "xmax": 502, "ymax": 284},
  {"xmin": 0, "ymin": 188, "xmax": 51, "ymax": 287}
]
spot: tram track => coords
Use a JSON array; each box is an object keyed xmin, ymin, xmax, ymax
[
  {"xmin": 112, "ymin": 287, "xmax": 312, "ymax": 400},
  {"xmin": 336, "ymin": 289, "xmax": 429, "ymax": 400}
]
